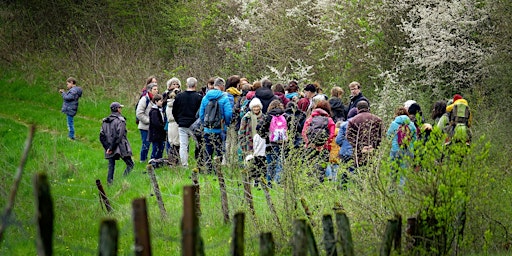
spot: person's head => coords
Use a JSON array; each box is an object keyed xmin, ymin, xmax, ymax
[
  {"xmin": 186, "ymin": 77, "xmax": 197, "ymax": 90},
  {"xmin": 356, "ymin": 100, "xmax": 369, "ymax": 112},
  {"xmin": 214, "ymin": 77, "xmax": 226, "ymax": 91},
  {"xmin": 226, "ymin": 75, "xmax": 241, "ymax": 90},
  {"xmin": 348, "ymin": 81, "xmax": 361, "ymax": 97},
  {"xmin": 304, "ymin": 84, "xmax": 317, "ymax": 99},
  {"xmin": 403, "ymin": 100, "xmax": 417, "ymax": 111},
  {"xmin": 147, "ymin": 83, "xmax": 158, "ymax": 95},
  {"xmin": 453, "ymin": 94, "xmax": 463, "ymax": 102},
  {"xmin": 207, "ymin": 77, "xmax": 215, "ymax": 90},
  {"xmin": 252, "ymin": 80, "xmax": 262, "ymax": 90},
  {"xmin": 273, "ymin": 83, "xmax": 285, "ymax": 94},
  {"xmin": 110, "ymin": 102, "xmax": 124, "ymax": 113},
  {"xmin": 394, "ymin": 107, "xmax": 409, "ymax": 118},
  {"xmin": 330, "ymin": 86, "xmax": 344, "ymax": 98},
  {"xmin": 261, "ymin": 78, "xmax": 272, "ymax": 89},
  {"xmin": 146, "ymin": 76, "xmax": 157, "ymax": 85},
  {"xmin": 431, "ymin": 100, "xmax": 447, "ymax": 120},
  {"xmin": 241, "ymin": 81, "xmax": 252, "ymax": 91},
  {"xmin": 66, "ymin": 77, "xmax": 76, "ymax": 88},
  {"xmin": 268, "ymin": 99, "xmax": 284, "ymax": 112},
  {"xmin": 166, "ymin": 77, "xmax": 181, "ymax": 91},
  {"xmin": 315, "ymin": 100, "xmax": 331, "ymax": 114},
  {"xmin": 287, "ymin": 81, "xmax": 299, "ymax": 93},
  {"xmin": 152, "ymin": 94, "xmax": 163, "ymax": 107},
  {"xmin": 313, "ymin": 82, "xmax": 323, "ymax": 94},
  {"xmin": 249, "ymin": 98, "xmax": 263, "ymax": 115},
  {"xmin": 408, "ymin": 103, "xmax": 422, "ymax": 117}
]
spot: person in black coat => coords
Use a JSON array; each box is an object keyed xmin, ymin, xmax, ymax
[{"xmin": 148, "ymin": 94, "xmax": 166, "ymax": 160}]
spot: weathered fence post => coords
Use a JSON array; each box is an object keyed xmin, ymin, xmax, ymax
[
  {"xmin": 231, "ymin": 212, "xmax": 245, "ymax": 256},
  {"xmin": 406, "ymin": 217, "xmax": 417, "ymax": 252},
  {"xmin": 394, "ymin": 214, "xmax": 402, "ymax": 253},
  {"xmin": 293, "ymin": 219, "xmax": 308, "ymax": 256},
  {"xmin": 132, "ymin": 198, "xmax": 152, "ymax": 256},
  {"xmin": 98, "ymin": 219, "xmax": 118, "ymax": 256},
  {"xmin": 34, "ymin": 173, "xmax": 54, "ymax": 256},
  {"xmin": 216, "ymin": 158, "xmax": 230, "ymax": 224},
  {"xmin": 191, "ymin": 168, "xmax": 201, "ymax": 217},
  {"xmin": 306, "ymin": 221, "xmax": 319, "ymax": 256},
  {"xmin": 146, "ymin": 164, "xmax": 167, "ymax": 219},
  {"xmin": 379, "ymin": 218, "xmax": 400, "ymax": 256},
  {"xmin": 322, "ymin": 214, "xmax": 337, "ymax": 256},
  {"xmin": 259, "ymin": 232, "xmax": 275, "ymax": 256},
  {"xmin": 96, "ymin": 179, "xmax": 113, "ymax": 213},
  {"xmin": 182, "ymin": 186, "xmax": 204, "ymax": 256},
  {"xmin": 242, "ymin": 174, "xmax": 256, "ymax": 218},
  {"xmin": 335, "ymin": 211, "xmax": 354, "ymax": 256}
]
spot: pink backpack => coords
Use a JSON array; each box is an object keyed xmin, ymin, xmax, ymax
[{"xmin": 269, "ymin": 115, "xmax": 288, "ymax": 143}]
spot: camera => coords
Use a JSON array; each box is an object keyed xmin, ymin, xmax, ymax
[{"xmin": 173, "ymin": 88, "xmax": 181, "ymax": 94}]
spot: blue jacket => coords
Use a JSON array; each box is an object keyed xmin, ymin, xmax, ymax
[
  {"xmin": 199, "ymin": 89, "xmax": 233, "ymax": 134},
  {"xmin": 335, "ymin": 120, "xmax": 352, "ymax": 158},
  {"xmin": 61, "ymin": 86, "xmax": 83, "ymax": 116},
  {"xmin": 386, "ymin": 115, "xmax": 417, "ymax": 154}
]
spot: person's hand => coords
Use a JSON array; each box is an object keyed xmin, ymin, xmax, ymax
[
  {"xmin": 106, "ymin": 149, "xmax": 112, "ymax": 154},
  {"xmin": 59, "ymin": 89, "xmax": 64, "ymax": 93}
]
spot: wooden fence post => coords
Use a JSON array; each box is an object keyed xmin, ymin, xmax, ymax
[
  {"xmin": 306, "ymin": 222, "xmax": 319, "ymax": 256},
  {"xmin": 132, "ymin": 198, "xmax": 152, "ymax": 256},
  {"xmin": 182, "ymin": 186, "xmax": 204, "ymax": 256},
  {"xmin": 406, "ymin": 217, "xmax": 417, "ymax": 252},
  {"xmin": 231, "ymin": 212, "xmax": 245, "ymax": 256},
  {"xmin": 216, "ymin": 160, "xmax": 230, "ymax": 224},
  {"xmin": 191, "ymin": 168, "xmax": 201, "ymax": 217},
  {"xmin": 147, "ymin": 165, "xmax": 167, "ymax": 219},
  {"xmin": 98, "ymin": 219, "xmax": 118, "ymax": 256},
  {"xmin": 259, "ymin": 232, "xmax": 275, "ymax": 256},
  {"xmin": 293, "ymin": 219, "xmax": 308, "ymax": 256},
  {"xmin": 379, "ymin": 218, "xmax": 400, "ymax": 256},
  {"xmin": 34, "ymin": 173, "xmax": 54, "ymax": 256},
  {"xmin": 335, "ymin": 211, "xmax": 354, "ymax": 256},
  {"xmin": 96, "ymin": 179, "xmax": 113, "ymax": 213},
  {"xmin": 242, "ymin": 174, "xmax": 256, "ymax": 218},
  {"xmin": 322, "ymin": 214, "xmax": 337, "ymax": 256}
]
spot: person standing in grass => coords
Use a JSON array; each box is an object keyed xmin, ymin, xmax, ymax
[
  {"xmin": 59, "ymin": 77, "xmax": 83, "ymax": 140},
  {"xmin": 100, "ymin": 102, "xmax": 134, "ymax": 185},
  {"xmin": 136, "ymin": 83, "xmax": 158, "ymax": 163},
  {"xmin": 148, "ymin": 94, "xmax": 166, "ymax": 161}
]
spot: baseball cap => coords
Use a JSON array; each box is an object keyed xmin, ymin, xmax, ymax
[{"xmin": 110, "ymin": 102, "xmax": 124, "ymax": 111}]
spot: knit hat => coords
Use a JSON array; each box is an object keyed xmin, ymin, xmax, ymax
[
  {"xmin": 110, "ymin": 102, "xmax": 124, "ymax": 112},
  {"xmin": 304, "ymin": 84, "xmax": 317, "ymax": 93},
  {"xmin": 347, "ymin": 108, "xmax": 358, "ymax": 119},
  {"xmin": 249, "ymin": 98, "xmax": 263, "ymax": 109},
  {"xmin": 453, "ymin": 94, "xmax": 463, "ymax": 102},
  {"xmin": 404, "ymin": 100, "xmax": 417, "ymax": 111}
]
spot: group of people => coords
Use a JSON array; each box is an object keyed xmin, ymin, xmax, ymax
[{"xmin": 60, "ymin": 75, "xmax": 472, "ymax": 185}]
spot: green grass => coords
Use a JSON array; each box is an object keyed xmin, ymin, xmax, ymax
[{"xmin": 1, "ymin": 72, "xmax": 512, "ymax": 255}]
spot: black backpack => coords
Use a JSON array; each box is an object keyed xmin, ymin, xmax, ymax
[
  {"xmin": 306, "ymin": 115, "xmax": 330, "ymax": 146},
  {"xmin": 204, "ymin": 98, "xmax": 222, "ymax": 129}
]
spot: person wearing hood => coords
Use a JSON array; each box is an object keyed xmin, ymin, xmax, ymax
[
  {"xmin": 255, "ymin": 78, "xmax": 279, "ymax": 114},
  {"xmin": 136, "ymin": 83, "xmax": 158, "ymax": 163},
  {"xmin": 346, "ymin": 81, "xmax": 369, "ymax": 117},
  {"xmin": 199, "ymin": 77, "xmax": 233, "ymax": 173},
  {"xmin": 100, "ymin": 102, "xmax": 134, "ymax": 185},
  {"xmin": 257, "ymin": 99, "xmax": 287, "ymax": 186},
  {"xmin": 302, "ymin": 100, "xmax": 336, "ymax": 182},
  {"xmin": 445, "ymin": 94, "xmax": 472, "ymax": 144},
  {"xmin": 273, "ymin": 83, "xmax": 290, "ymax": 107},
  {"xmin": 329, "ymin": 86, "xmax": 346, "ymax": 123},
  {"xmin": 386, "ymin": 107, "xmax": 417, "ymax": 186},
  {"xmin": 59, "ymin": 77, "xmax": 83, "ymax": 140}
]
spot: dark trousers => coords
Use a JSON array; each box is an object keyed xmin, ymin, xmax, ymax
[
  {"xmin": 204, "ymin": 133, "xmax": 224, "ymax": 173},
  {"xmin": 107, "ymin": 156, "xmax": 134, "ymax": 184}
]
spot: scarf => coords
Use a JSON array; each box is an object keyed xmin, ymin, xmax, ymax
[{"xmin": 249, "ymin": 111, "xmax": 262, "ymax": 137}]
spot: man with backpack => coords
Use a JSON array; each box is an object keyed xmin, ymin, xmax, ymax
[
  {"xmin": 198, "ymin": 77, "xmax": 233, "ymax": 174},
  {"xmin": 347, "ymin": 101, "xmax": 383, "ymax": 168},
  {"xmin": 445, "ymin": 94, "xmax": 472, "ymax": 145}
]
